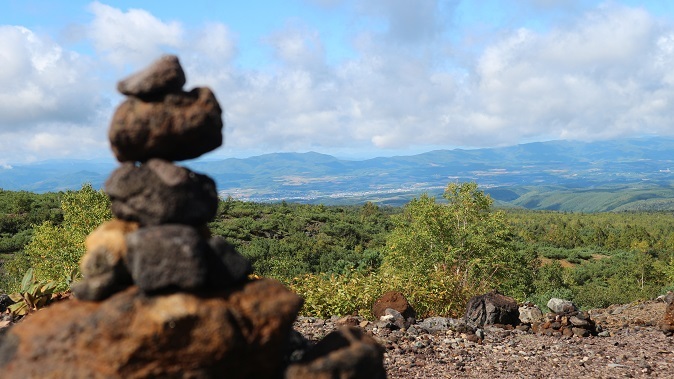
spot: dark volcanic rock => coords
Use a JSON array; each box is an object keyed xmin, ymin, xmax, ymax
[
  {"xmin": 464, "ymin": 290, "xmax": 519, "ymax": 328},
  {"xmin": 117, "ymin": 55, "xmax": 186, "ymax": 99},
  {"xmin": 286, "ymin": 327, "xmax": 387, "ymax": 379},
  {"xmin": 206, "ymin": 236, "xmax": 253, "ymax": 289},
  {"xmin": 105, "ymin": 159, "xmax": 218, "ymax": 226},
  {"xmin": 109, "ymin": 87, "xmax": 223, "ymax": 162},
  {"xmin": 125, "ymin": 224, "xmax": 210, "ymax": 293},
  {"xmin": 0, "ymin": 280, "xmax": 303, "ymax": 379}
]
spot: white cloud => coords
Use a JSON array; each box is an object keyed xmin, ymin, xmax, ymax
[
  {"xmin": 0, "ymin": 26, "xmax": 102, "ymax": 133},
  {"xmin": 87, "ymin": 1, "xmax": 183, "ymax": 67}
]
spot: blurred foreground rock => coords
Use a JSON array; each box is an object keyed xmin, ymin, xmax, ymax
[{"xmin": 0, "ymin": 280, "xmax": 301, "ymax": 378}]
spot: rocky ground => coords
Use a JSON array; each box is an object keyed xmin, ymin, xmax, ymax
[
  {"xmin": 1, "ymin": 298, "xmax": 672, "ymax": 377},
  {"xmin": 293, "ymin": 300, "xmax": 674, "ymax": 378}
]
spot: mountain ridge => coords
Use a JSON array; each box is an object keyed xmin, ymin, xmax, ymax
[{"xmin": 2, "ymin": 137, "xmax": 673, "ymax": 211}]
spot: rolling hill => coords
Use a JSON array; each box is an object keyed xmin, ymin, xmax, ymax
[{"xmin": 2, "ymin": 137, "xmax": 673, "ymax": 212}]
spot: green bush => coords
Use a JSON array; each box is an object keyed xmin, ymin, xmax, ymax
[{"xmin": 1, "ymin": 184, "xmax": 110, "ymax": 292}]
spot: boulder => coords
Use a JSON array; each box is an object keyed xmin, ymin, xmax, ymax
[
  {"xmin": 109, "ymin": 87, "xmax": 223, "ymax": 162},
  {"xmin": 464, "ymin": 290, "xmax": 519, "ymax": 328},
  {"xmin": 117, "ymin": 55, "xmax": 186, "ymax": 99},
  {"xmin": 372, "ymin": 291, "xmax": 416, "ymax": 323},
  {"xmin": 0, "ymin": 279, "xmax": 303, "ymax": 378},
  {"xmin": 285, "ymin": 327, "xmax": 386, "ymax": 379},
  {"xmin": 106, "ymin": 159, "xmax": 218, "ymax": 226},
  {"xmin": 659, "ymin": 291, "xmax": 674, "ymax": 336},
  {"xmin": 547, "ymin": 298, "xmax": 577, "ymax": 313}
]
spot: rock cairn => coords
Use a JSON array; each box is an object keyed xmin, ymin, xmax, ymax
[
  {"xmin": 0, "ymin": 55, "xmax": 307, "ymax": 378},
  {"xmin": 531, "ymin": 298, "xmax": 599, "ymax": 337}
]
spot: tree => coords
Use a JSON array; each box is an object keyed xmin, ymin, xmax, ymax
[
  {"xmin": 381, "ymin": 182, "xmax": 533, "ymax": 315},
  {"xmin": 3, "ymin": 184, "xmax": 111, "ymax": 291}
]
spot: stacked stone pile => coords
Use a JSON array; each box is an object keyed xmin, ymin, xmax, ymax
[
  {"xmin": 0, "ymin": 55, "xmax": 385, "ymax": 378},
  {"xmin": 531, "ymin": 298, "xmax": 599, "ymax": 337}
]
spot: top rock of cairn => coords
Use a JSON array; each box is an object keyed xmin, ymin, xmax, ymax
[{"xmin": 109, "ymin": 55, "xmax": 223, "ymax": 162}]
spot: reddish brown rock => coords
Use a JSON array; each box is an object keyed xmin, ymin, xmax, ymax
[
  {"xmin": 372, "ymin": 290, "xmax": 416, "ymax": 321},
  {"xmin": 117, "ymin": 55, "xmax": 186, "ymax": 99},
  {"xmin": 71, "ymin": 219, "xmax": 139, "ymax": 301},
  {"xmin": 659, "ymin": 292, "xmax": 674, "ymax": 336},
  {"xmin": 109, "ymin": 87, "xmax": 223, "ymax": 162},
  {"xmin": 285, "ymin": 327, "xmax": 386, "ymax": 379},
  {"xmin": 0, "ymin": 279, "xmax": 302, "ymax": 378}
]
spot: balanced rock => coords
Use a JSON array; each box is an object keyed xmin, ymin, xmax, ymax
[
  {"xmin": 372, "ymin": 291, "xmax": 416, "ymax": 324},
  {"xmin": 71, "ymin": 219, "xmax": 139, "ymax": 301},
  {"xmin": 464, "ymin": 290, "xmax": 519, "ymax": 328},
  {"xmin": 117, "ymin": 55, "xmax": 186, "ymax": 99},
  {"xmin": 286, "ymin": 327, "xmax": 387, "ymax": 379},
  {"xmin": 109, "ymin": 87, "xmax": 223, "ymax": 162},
  {"xmin": 0, "ymin": 279, "xmax": 303, "ymax": 378},
  {"xmin": 106, "ymin": 159, "xmax": 218, "ymax": 226}
]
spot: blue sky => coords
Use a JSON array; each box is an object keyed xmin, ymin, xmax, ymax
[{"xmin": 2, "ymin": 0, "xmax": 674, "ymax": 166}]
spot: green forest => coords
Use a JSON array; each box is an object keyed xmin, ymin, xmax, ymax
[{"xmin": 1, "ymin": 183, "xmax": 673, "ymax": 318}]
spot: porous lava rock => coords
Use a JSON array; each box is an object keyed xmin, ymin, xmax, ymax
[
  {"xmin": 125, "ymin": 224, "xmax": 211, "ymax": 293},
  {"xmin": 109, "ymin": 87, "xmax": 223, "ymax": 162},
  {"xmin": 464, "ymin": 290, "xmax": 519, "ymax": 328},
  {"xmin": 0, "ymin": 279, "xmax": 302, "ymax": 379},
  {"xmin": 285, "ymin": 327, "xmax": 387, "ymax": 379},
  {"xmin": 105, "ymin": 159, "xmax": 218, "ymax": 226}
]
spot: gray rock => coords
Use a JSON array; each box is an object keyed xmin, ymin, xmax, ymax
[
  {"xmin": 117, "ymin": 55, "xmax": 186, "ymax": 99},
  {"xmin": 547, "ymin": 298, "xmax": 577, "ymax": 313},
  {"xmin": 106, "ymin": 159, "xmax": 218, "ymax": 226},
  {"xmin": 126, "ymin": 224, "xmax": 209, "ymax": 293},
  {"xmin": 518, "ymin": 304, "xmax": 544, "ymax": 324},
  {"xmin": 418, "ymin": 317, "xmax": 451, "ymax": 334},
  {"xmin": 570, "ymin": 315, "xmax": 590, "ymax": 327},
  {"xmin": 384, "ymin": 308, "xmax": 406, "ymax": 330},
  {"xmin": 109, "ymin": 87, "xmax": 223, "ymax": 162}
]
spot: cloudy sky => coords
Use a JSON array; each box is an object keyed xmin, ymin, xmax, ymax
[{"xmin": 2, "ymin": 0, "xmax": 674, "ymax": 165}]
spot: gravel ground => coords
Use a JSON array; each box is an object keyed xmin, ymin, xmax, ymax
[{"xmin": 293, "ymin": 300, "xmax": 674, "ymax": 378}]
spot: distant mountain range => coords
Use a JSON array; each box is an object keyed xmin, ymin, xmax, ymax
[{"xmin": 2, "ymin": 137, "xmax": 673, "ymax": 212}]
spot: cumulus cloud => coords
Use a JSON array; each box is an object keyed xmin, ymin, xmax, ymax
[
  {"xmin": 5, "ymin": 1, "xmax": 674, "ymax": 164},
  {"xmin": 87, "ymin": 1, "xmax": 183, "ymax": 67},
  {"xmin": 0, "ymin": 26, "xmax": 102, "ymax": 133}
]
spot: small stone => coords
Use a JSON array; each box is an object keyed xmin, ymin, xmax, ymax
[
  {"xmin": 572, "ymin": 327, "xmax": 591, "ymax": 337},
  {"xmin": 570, "ymin": 315, "xmax": 590, "ymax": 327},
  {"xmin": 547, "ymin": 298, "xmax": 577, "ymax": 313},
  {"xmin": 117, "ymin": 55, "xmax": 186, "ymax": 99}
]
